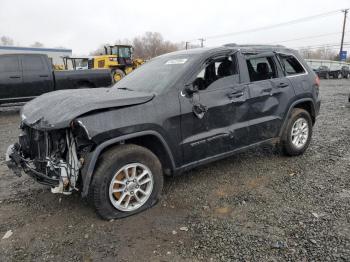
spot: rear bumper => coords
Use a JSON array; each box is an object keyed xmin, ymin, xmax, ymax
[{"xmin": 6, "ymin": 144, "xmax": 59, "ymax": 187}]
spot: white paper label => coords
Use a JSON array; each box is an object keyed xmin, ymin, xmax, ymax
[{"xmin": 165, "ymin": 58, "xmax": 188, "ymax": 65}]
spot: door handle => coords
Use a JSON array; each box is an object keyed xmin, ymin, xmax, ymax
[
  {"xmin": 262, "ymin": 88, "xmax": 272, "ymax": 93},
  {"xmin": 39, "ymin": 75, "xmax": 49, "ymax": 77},
  {"xmin": 228, "ymin": 91, "xmax": 244, "ymax": 99},
  {"xmin": 277, "ymin": 82, "xmax": 288, "ymax": 88},
  {"xmin": 9, "ymin": 75, "xmax": 21, "ymax": 79}
]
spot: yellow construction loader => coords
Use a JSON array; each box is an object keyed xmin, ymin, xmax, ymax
[{"xmin": 91, "ymin": 45, "xmax": 144, "ymax": 82}]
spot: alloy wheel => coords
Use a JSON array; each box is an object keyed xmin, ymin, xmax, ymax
[
  {"xmin": 109, "ymin": 163, "xmax": 154, "ymax": 212},
  {"xmin": 291, "ymin": 117, "xmax": 309, "ymax": 149}
]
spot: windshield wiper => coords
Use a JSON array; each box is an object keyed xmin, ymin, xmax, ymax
[{"xmin": 117, "ymin": 87, "xmax": 134, "ymax": 91}]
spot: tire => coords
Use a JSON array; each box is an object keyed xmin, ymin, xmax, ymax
[
  {"xmin": 88, "ymin": 144, "xmax": 163, "ymax": 220},
  {"xmin": 281, "ymin": 108, "xmax": 313, "ymax": 156},
  {"xmin": 111, "ymin": 69, "xmax": 125, "ymax": 83}
]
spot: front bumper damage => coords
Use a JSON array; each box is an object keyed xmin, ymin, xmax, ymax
[
  {"xmin": 6, "ymin": 129, "xmax": 82, "ymax": 195},
  {"xmin": 6, "ymin": 143, "xmax": 60, "ymax": 186}
]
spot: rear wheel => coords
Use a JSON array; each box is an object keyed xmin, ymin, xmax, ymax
[
  {"xmin": 281, "ymin": 108, "xmax": 312, "ymax": 156},
  {"xmin": 111, "ymin": 69, "xmax": 125, "ymax": 83},
  {"xmin": 89, "ymin": 144, "xmax": 163, "ymax": 219}
]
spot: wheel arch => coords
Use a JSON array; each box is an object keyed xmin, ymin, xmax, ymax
[
  {"xmin": 81, "ymin": 131, "xmax": 175, "ymax": 197},
  {"xmin": 279, "ymin": 98, "xmax": 316, "ymax": 137}
]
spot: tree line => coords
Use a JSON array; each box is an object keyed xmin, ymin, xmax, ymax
[
  {"xmin": 2, "ymin": 33, "xmax": 349, "ymax": 62},
  {"xmin": 90, "ymin": 32, "xmax": 185, "ymax": 59},
  {"xmin": 299, "ymin": 47, "xmax": 350, "ymax": 62},
  {"xmin": 0, "ymin": 36, "xmax": 45, "ymax": 48}
]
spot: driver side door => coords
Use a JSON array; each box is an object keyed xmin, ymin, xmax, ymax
[{"xmin": 179, "ymin": 54, "xmax": 250, "ymax": 164}]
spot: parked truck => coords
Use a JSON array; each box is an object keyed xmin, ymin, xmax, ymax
[
  {"xmin": 306, "ymin": 59, "xmax": 350, "ymax": 79},
  {"xmin": 0, "ymin": 53, "xmax": 112, "ymax": 104}
]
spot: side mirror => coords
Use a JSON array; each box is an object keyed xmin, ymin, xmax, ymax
[
  {"xmin": 184, "ymin": 78, "xmax": 205, "ymax": 96},
  {"xmin": 184, "ymin": 83, "xmax": 198, "ymax": 96}
]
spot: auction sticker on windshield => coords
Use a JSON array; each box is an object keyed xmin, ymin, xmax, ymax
[{"xmin": 165, "ymin": 58, "xmax": 188, "ymax": 65}]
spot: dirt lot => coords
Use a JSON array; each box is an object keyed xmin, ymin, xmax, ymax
[{"xmin": 0, "ymin": 80, "xmax": 349, "ymax": 261}]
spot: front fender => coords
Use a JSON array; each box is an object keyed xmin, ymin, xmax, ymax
[{"xmin": 80, "ymin": 130, "xmax": 175, "ymax": 197}]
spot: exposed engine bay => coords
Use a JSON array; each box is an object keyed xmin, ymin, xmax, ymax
[
  {"xmin": 6, "ymin": 123, "xmax": 93, "ymax": 194},
  {"xmin": 5, "ymin": 88, "xmax": 154, "ymax": 196}
]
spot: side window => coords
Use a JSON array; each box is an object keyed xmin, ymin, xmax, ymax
[
  {"xmin": 0, "ymin": 56, "xmax": 20, "ymax": 72},
  {"xmin": 246, "ymin": 56, "xmax": 278, "ymax": 82},
  {"xmin": 22, "ymin": 56, "xmax": 46, "ymax": 72},
  {"xmin": 279, "ymin": 55, "xmax": 305, "ymax": 75},
  {"xmin": 194, "ymin": 55, "xmax": 239, "ymax": 90}
]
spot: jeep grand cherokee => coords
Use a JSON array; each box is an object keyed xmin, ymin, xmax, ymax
[{"xmin": 6, "ymin": 45, "xmax": 321, "ymax": 219}]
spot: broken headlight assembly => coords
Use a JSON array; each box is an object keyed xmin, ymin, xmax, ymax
[{"xmin": 7, "ymin": 125, "xmax": 85, "ymax": 195}]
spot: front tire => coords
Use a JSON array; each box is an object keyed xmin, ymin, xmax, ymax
[
  {"xmin": 281, "ymin": 108, "xmax": 313, "ymax": 156},
  {"xmin": 111, "ymin": 69, "xmax": 125, "ymax": 83},
  {"xmin": 89, "ymin": 144, "xmax": 163, "ymax": 220}
]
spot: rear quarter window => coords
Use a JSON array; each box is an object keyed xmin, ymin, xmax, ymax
[{"xmin": 279, "ymin": 55, "xmax": 305, "ymax": 76}]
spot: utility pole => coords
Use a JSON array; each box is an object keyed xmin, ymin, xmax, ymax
[
  {"xmin": 340, "ymin": 9, "xmax": 348, "ymax": 60},
  {"xmin": 198, "ymin": 38, "xmax": 205, "ymax": 48},
  {"xmin": 185, "ymin": 41, "xmax": 190, "ymax": 50}
]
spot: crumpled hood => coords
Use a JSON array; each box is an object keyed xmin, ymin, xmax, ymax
[{"xmin": 21, "ymin": 88, "xmax": 154, "ymax": 130}]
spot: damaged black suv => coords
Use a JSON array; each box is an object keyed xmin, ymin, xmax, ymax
[{"xmin": 6, "ymin": 45, "xmax": 321, "ymax": 219}]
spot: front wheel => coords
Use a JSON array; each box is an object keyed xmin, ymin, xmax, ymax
[
  {"xmin": 89, "ymin": 144, "xmax": 163, "ymax": 219},
  {"xmin": 111, "ymin": 69, "xmax": 125, "ymax": 83},
  {"xmin": 281, "ymin": 108, "xmax": 313, "ymax": 156}
]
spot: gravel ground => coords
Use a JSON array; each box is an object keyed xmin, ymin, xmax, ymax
[{"xmin": 0, "ymin": 80, "xmax": 349, "ymax": 261}]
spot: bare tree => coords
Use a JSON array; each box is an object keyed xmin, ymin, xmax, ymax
[
  {"xmin": 30, "ymin": 42, "xmax": 44, "ymax": 48},
  {"xmin": 132, "ymin": 32, "xmax": 180, "ymax": 59},
  {"xmin": 184, "ymin": 42, "xmax": 201, "ymax": 49},
  {"xmin": 115, "ymin": 39, "xmax": 131, "ymax": 45},
  {"xmin": 0, "ymin": 36, "xmax": 14, "ymax": 46},
  {"xmin": 89, "ymin": 32, "xmax": 182, "ymax": 59},
  {"xmin": 299, "ymin": 47, "xmax": 338, "ymax": 60}
]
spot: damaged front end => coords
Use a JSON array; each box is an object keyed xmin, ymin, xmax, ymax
[{"xmin": 6, "ymin": 123, "xmax": 91, "ymax": 195}]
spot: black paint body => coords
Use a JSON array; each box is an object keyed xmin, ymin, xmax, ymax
[{"xmin": 12, "ymin": 45, "xmax": 321, "ymax": 196}]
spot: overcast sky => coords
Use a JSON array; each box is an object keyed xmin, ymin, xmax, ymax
[{"xmin": 0, "ymin": 0, "xmax": 349, "ymax": 55}]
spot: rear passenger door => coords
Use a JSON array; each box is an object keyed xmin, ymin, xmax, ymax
[
  {"xmin": 20, "ymin": 55, "xmax": 54, "ymax": 97},
  {"xmin": 245, "ymin": 53, "xmax": 295, "ymax": 143},
  {"xmin": 0, "ymin": 55, "xmax": 23, "ymax": 102},
  {"xmin": 277, "ymin": 53, "xmax": 309, "ymax": 96}
]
